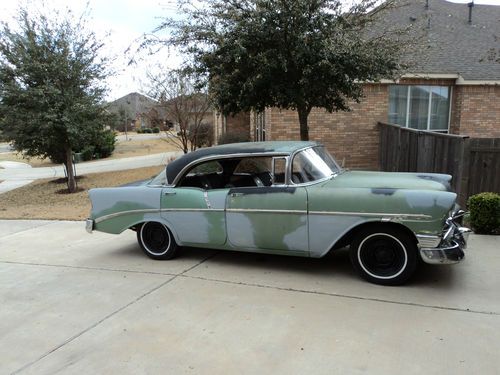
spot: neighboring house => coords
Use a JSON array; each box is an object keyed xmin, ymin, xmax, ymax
[
  {"xmin": 107, "ymin": 92, "xmax": 160, "ymax": 131},
  {"xmin": 218, "ymin": 0, "xmax": 500, "ymax": 170}
]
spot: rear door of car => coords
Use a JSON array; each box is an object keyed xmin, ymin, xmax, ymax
[{"xmin": 161, "ymin": 187, "xmax": 227, "ymax": 246}]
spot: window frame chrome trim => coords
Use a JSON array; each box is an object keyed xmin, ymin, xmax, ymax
[{"xmin": 171, "ymin": 152, "xmax": 290, "ymax": 187}]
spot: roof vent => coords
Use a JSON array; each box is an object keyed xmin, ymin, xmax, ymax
[{"xmin": 468, "ymin": 1, "xmax": 474, "ymax": 24}]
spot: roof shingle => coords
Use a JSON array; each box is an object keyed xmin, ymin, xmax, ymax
[{"xmin": 378, "ymin": 0, "xmax": 500, "ymax": 81}]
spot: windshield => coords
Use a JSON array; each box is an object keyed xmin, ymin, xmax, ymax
[{"xmin": 291, "ymin": 146, "xmax": 341, "ymax": 184}]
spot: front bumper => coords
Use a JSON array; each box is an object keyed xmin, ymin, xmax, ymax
[
  {"xmin": 85, "ymin": 219, "xmax": 94, "ymax": 234},
  {"xmin": 419, "ymin": 226, "xmax": 471, "ymax": 265}
]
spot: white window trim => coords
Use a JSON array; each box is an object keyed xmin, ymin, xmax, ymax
[{"xmin": 393, "ymin": 85, "xmax": 451, "ymax": 133}]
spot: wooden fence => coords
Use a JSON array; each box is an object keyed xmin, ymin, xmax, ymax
[{"xmin": 379, "ymin": 122, "xmax": 500, "ymax": 206}]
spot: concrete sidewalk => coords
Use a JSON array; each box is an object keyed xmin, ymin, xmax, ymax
[
  {"xmin": 0, "ymin": 151, "xmax": 181, "ymax": 194},
  {"xmin": 1, "ymin": 220, "xmax": 499, "ymax": 374},
  {"xmin": 0, "ymin": 151, "xmax": 180, "ymax": 181}
]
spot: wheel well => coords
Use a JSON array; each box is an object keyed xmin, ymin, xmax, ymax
[
  {"xmin": 130, "ymin": 221, "xmax": 180, "ymax": 244},
  {"xmin": 331, "ymin": 221, "xmax": 418, "ymax": 252}
]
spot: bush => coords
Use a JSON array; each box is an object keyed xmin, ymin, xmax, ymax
[
  {"xmin": 467, "ymin": 192, "xmax": 500, "ymax": 234},
  {"xmin": 93, "ymin": 129, "xmax": 116, "ymax": 159},
  {"xmin": 80, "ymin": 146, "xmax": 95, "ymax": 161},
  {"xmin": 50, "ymin": 129, "xmax": 116, "ymax": 163},
  {"xmin": 152, "ymin": 127, "xmax": 160, "ymax": 134},
  {"xmin": 217, "ymin": 130, "xmax": 250, "ymax": 145},
  {"xmin": 143, "ymin": 128, "xmax": 153, "ymax": 134},
  {"xmin": 136, "ymin": 128, "xmax": 143, "ymax": 134}
]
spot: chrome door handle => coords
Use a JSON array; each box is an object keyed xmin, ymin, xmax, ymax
[
  {"xmin": 164, "ymin": 191, "xmax": 176, "ymax": 196},
  {"xmin": 231, "ymin": 192, "xmax": 244, "ymax": 197}
]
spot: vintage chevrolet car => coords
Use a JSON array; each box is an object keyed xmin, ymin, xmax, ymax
[{"xmin": 86, "ymin": 141, "xmax": 470, "ymax": 285}]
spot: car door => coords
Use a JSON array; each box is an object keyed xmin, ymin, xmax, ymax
[
  {"xmin": 161, "ymin": 187, "xmax": 227, "ymax": 246},
  {"xmin": 225, "ymin": 186, "xmax": 308, "ymax": 253}
]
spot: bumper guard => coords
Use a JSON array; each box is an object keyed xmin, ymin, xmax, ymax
[
  {"xmin": 85, "ymin": 219, "xmax": 94, "ymax": 234},
  {"xmin": 419, "ymin": 223, "xmax": 471, "ymax": 265}
]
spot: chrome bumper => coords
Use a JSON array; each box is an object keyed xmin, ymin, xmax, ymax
[
  {"xmin": 85, "ymin": 219, "xmax": 94, "ymax": 234},
  {"xmin": 419, "ymin": 226, "xmax": 471, "ymax": 265}
]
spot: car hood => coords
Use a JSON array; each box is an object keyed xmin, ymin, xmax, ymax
[{"xmin": 323, "ymin": 171, "xmax": 452, "ymax": 191}]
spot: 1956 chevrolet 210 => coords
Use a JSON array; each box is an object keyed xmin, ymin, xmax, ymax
[{"xmin": 86, "ymin": 141, "xmax": 470, "ymax": 285}]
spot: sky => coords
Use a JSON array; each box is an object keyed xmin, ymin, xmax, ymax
[
  {"xmin": 0, "ymin": 0, "xmax": 181, "ymax": 101},
  {"xmin": 1, "ymin": 0, "xmax": 499, "ymax": 102}
]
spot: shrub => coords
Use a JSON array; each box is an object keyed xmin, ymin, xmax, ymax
[
  {"xmin": 467, "ymin": 192, "xmax": 500, "ymax": 234},
  {"xmin": 152, "ymin": 127, "xmax": 160, "ymax": 134},
  {"xmin": 136, "ymin": 128, "xmax": 143, "ymax": 134},
  {"xmin": 143, "ymin": 128, "xmax": 153, "ymax": 134},
  {"xmin": 50, "ymin": 129, "xmax": 116, "ymax": 163},
  {"xmin": 93, "ymin": 129, "xmax": 116, "ymax": 159},
  {"xmin": 218, "ymin": 130, "xmax": 250, "ymax": 145},
  {"xmin": 80, "ymin": 146, "xmax": 95, "ymax": 161}
]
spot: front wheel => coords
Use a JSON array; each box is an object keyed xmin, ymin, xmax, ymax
[
  {"xmin": 350, "ymin": 226, "xmax": 418, "ymax": 286},
  {"xmin": 137, "ymin": 222, "xmax": 178, "ymax": 260}
]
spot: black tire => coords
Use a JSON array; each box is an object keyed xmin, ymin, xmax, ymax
[
  {"xmin": 349, "ymin": 225, "xmax": 418, "ymax": 286},
  {"xmin": 137, "ymin": 222, "xmax": 178, "ymax": 260}
]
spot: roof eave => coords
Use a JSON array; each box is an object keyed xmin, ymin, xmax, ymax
[{"xmin": 376, "ymin": 73, "xmax": 500, "ymax": 85}]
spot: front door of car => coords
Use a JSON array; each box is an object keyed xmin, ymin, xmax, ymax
[
  {"xmin": 225, "ymin": 186, "xmax": 308, "ymax": 253},
  {"xmin": 161, "ymin": 187, "xmax": 227, "ymax": 246}
]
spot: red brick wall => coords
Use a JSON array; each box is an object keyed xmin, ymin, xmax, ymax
[
  {"xmin": 264, "ymin": 81, "xmax": 499, "ymax": 169},
  {"xmin": 226, "ymin": 112, "xmax": 251, "ymax": 137},
  {"xmin": 453, "ymin": 86, "xmax": 500, "ymax": 137},
  {"xmin": 221, "ymin": 81, "xmax": 499, "ymax": 169},
  {"xmin": 266, "ymin": 84, "xmax": 389, "ymax": 170}
]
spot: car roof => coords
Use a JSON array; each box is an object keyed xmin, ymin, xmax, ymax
[{"xmin": 166, "ymin": 141, "xmax": 318, "ymax": 184}]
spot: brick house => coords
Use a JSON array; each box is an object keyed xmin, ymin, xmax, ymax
[{"xmin": 215, "ymin": 0, "xmax": 500, "ymax": 170}]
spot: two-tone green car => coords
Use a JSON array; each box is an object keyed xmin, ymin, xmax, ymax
[{"xmin": 86, "ymin": 141, "xmax": 470, "ymax": 285}]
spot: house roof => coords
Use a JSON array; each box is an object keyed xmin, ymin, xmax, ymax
[
  {"xmin": 165, "ymin": 141, "xmax": 318, "ymax": 184},
  {"xmin": 107, "ymin": 92, "xmax": 158, "ymax": 117},
  {"xmin": 377, "ymin": 0, "xmax": 500, "ymax": 81}
]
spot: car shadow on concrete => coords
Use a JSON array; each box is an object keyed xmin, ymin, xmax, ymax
[{"xmin": 111, "ymin": 242, "xmax": 460, "ymax": 288}]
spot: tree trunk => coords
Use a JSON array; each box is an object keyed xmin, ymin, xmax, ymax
[
  {"xmin": 297, "ymin": 107, "xmax": 310, "ymax": 141},
  {"xmin": 66, "ymin": 148, "xmax": 77, "ymax": 193}
]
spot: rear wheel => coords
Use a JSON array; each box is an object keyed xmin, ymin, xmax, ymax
[
  {"xmin": 137, "ymin": 222, "xmax": 178, "ymax": 260},
  {"xmin": 350, "ymin": 226, "xmax": 418, "ymax": 285}
]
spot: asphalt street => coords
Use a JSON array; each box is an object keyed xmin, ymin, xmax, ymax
[{"xmin": 1, "ymin": 220, "xmax": 499, "ymax": 374}]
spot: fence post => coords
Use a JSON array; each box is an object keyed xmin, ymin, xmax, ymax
[{"xmin": 457, "ymin": 137, "xmax": 471, "ymax": 207}]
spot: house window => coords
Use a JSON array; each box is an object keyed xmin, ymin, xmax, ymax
[{"xmin": 388, "ymin": 85, "xmax": 451, "ymax": 132}]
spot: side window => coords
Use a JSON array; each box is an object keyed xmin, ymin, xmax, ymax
[
  {"xmin": 228, "ymin": 157, "xmax": 273, "ymax": 187},
  {"xmin": 272, "ymin": 157, "xmax": 287, "ymax": 185},
  {"xmin": 179, "ymin": 161, "xmax": 223, "ymax": 189},
  {"xmin": 187, "ymin": 161, "xmax": 222, "ymax": 176}
]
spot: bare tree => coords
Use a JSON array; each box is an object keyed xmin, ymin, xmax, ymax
[{"xmin": 147, "ymin": 69, "xmax": 212, "ymax": 153}]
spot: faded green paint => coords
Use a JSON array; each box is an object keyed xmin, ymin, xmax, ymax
[
  {"xmin": 324, "ymin": 171, "xmax": 451, "ymax": 191},
  {"xmin": 226, "ymin": 188, "xmax": 308, "ymax": 252},
  {"xmin": 307, "ymin": 171, "xmax": 456, "ymax": 237},
  {"xmin": 87, "ymin": 143, "xmax": 460, "ymax": 258},
  {"xmin": 161, "ymin": 187, "xmax": 226, "ymax": 245},
  {"xmin": 90, "ymin": 187, "xmax": 162, "ymax": 234}
]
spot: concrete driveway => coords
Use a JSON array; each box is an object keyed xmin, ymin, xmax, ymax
[{"xmin": 1, "ymin": 220, "xmax": 499, "ymax": 374}]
